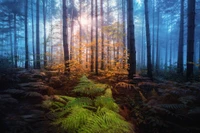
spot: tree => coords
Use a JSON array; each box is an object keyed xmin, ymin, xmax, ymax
[
  {"xmin": 91, "ymin": 0, "xmax": 94, "ymax": 72},
  {"xmin": 127, "ymin": 0, "xmax": 136, "ymax": 79},
  {"xmin": 144, "ymin": 0, "xmax": 153, "ymax": 78},
  {"xmin": 63, "ymin": 0, "xmax": 70, "ymax": 74},
  {"xmin": 43, "ymin": 0, "xmax": 47, "ymax": 67},
  {"xmin": 24, "ymin": 0, "xmax": 29, "ymax": 69},
  {"xmin": 95, "ymin": 0, "xmax": 99, "ymax": 75},
  {"xmin": 177, "ymin": 0, "xmax": 184, "ymax": 74},
  {"xmin": 36, "ymin": 0, "xmax": 40, "ymax": 69},
  {"xmin": 31, "ymin": 0, "xmax": 36, "ymax": 68},
  {"xmin": 186, "ymin": 0, "xmax": 196, "ymax": 80},
  {"xmin": 100, "ymin": 0, "xmax": 105, "ymax": 70},
  {"xmin": 155, "ymin": 8, "xmax": 160, "ymax": 73}
]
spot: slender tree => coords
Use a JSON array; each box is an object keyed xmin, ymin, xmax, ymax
[
  {"xmin": 122, "ymin": 0, "xmax": 126, "ymax": 69},
  {"xmin": 36, "ymin": 0, "xmax": 40, "ymax": 69},
  {"xmin": 186, "ymin": 0, "xmax": 196, "ymax": 80},
  {"xmin": 100, "ymin": 0, "xmax": 105, "ymax": 70},
  {"xmin": 63, "ymin": 0, "xmax": 70, "ymax": 74},
  {"xmin": 95, "ymin": 0, "xmax": 98, "ymax": 75},
  {"xmin": 177, "ymin": 0, "xmax": 184, "ymax": 74},
  {"xmin": 155, "ymin": 8, "xmax": 160, "ymax": 73},
  {"xmin": 144, "ymin": 0, "xmax": 152, "ymax": 78},
  {"xmin": 127, "ymin": 0, "xmax": 136, "ymax": 79},
  {"xmin": 24, "ymin": 0, "xmax": 29, "ymax": 69},
  {"xmin": 91, "ymin": 0, "xmax": 94, "ymax": 72},
  {"xmin": 43, "ymin": 0, "xmax": 47, "ymax": 67},
  {"xmin": 31, "ymin": 0, "xmax": 36, "ymax": 68}
]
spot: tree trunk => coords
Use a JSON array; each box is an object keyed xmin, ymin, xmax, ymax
[
  {"xmin": 127, "ymin": 0, "xmax": 136, "ymax": 79},
  {"xmin": 79, "ymin": 0, "xmax": 82, "ymax": 64},
  {"xmin": 9, "ymin": 13, "xmax": 14, "ymax": 67},
  {"xmin": 31, "ymin": 0, "xmax": 36, "ymax": 68},
  {"xmin": 155, "ymin": 9, "xmax": 160, "ymax": 73},
  {"xmin": 43, "ymin": 0, "xmax": 47, "ymax": 67},
  {"xmin": 177, "ymin": 0, "xmax": 184, "ymax": 74},
  {"xmin": 122, "ymin": 0, "xmax": 126, "ymax": 69},
  {"xmin": 100, "ymin": 0, "xmax": 105, "ymax": 70},
  {"xmin": 24, "ymin": 0, "xmax": 29, "ymax": 69},
  {"xmin": 152, "ymin": 0, "xmax": 155, "ymax": 68},
  {"xmin": 144, "ymin": 0, "xmax": 152, "ymax": 78},
  {"xmin": 186, "ymin": 0, "xmax": 196, "ymax": 80},
  {"xmin": 36, "ymin": 0, "xmax": 40, "ymax": 69},
  {"xmin": 95, "ymin": 0, "xmax": 98, "ymax": 75},
  {"xmin": 91, "ymin": 0, "xmax": 94, "ymax": 72},
  {"xmin": 14, "ymin": 10, "xmax": 17, "ymax": 68},
  {"xmin": 70, "ymin": 0, "xmax": 74, "ymax": 60},
  {"xmin": 63, "ymin": 0, "xmax": 70, "ymax": 74}
]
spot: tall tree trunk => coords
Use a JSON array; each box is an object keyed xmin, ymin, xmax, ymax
[
  {"xmin": 9, "ymin": 14, "xmax": 14, "ymax": 67},
  {"xmin": 155, "ymin": 9, "xmax": 160, "ymax": 73},
  {"xmin": 95, "ymin": 0, "xmax": 98, "ymax": 75},
  {"xmin": 79, "ymin": 0, "xmax": 82, "ymax": 64},
  {"xmin": 36, "ymin": 0, "xmax": 40, "ymax": 69},
  {"xmin": 25, "ymin": 0, "xmax": 29, "ymax": 69},
  {"xmin": 152, "ymin": 0, "xmax": 155, "ymax": 68},
  {"xmin": 14, "ymin": 8, "xmax": 17, "ymax": 68},
  {"xmin": 122, "ymin": 0, "xmax": 126, "ymax": 69},
  {"xmin": 63, "ymin": 0, "xmax": 70, "ymax": 74},
  {"xmin": 186, "ymin": 0, "xmax": 196, "ymax": 80},
  {"xmin": 177, "ymin": 0, "xmax": 184, "ymax": 74},
  {"xmin": 141, "ymin": 16, "xmax": 144, "ymax": 67},
  {"xmin": 43, "ymin": 0, "xmax": 47, "ymax": 67},
  {"xmin": 100, "ymin": 0, "xmax": 105, "ymax": 70},
  {"xmin": 144, "ymin": 0, "xmax": 152, "ymax": 78},
  {"xmin": 91, "ymin": 0, "xmax": 94, "ymax": 72},
  {"xmin": 127, "ymin": 0, "xmax": 136, "ymax": 79},
  {"xmin": 31, "ymin": 0, "xmax": 36, "ymax": 68},
  {"xmin": 70, "ymin": 0, "xmax": 74, "ymax": 60}
]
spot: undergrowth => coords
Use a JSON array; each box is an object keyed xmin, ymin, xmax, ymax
[{"xmin": 43, "ymin": 75, "xmax": 134, "ymax": 133}]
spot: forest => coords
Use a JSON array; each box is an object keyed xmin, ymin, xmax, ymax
[{"xmin": 0, "ymin": 0, "xmax": 200, "ymax": 133}]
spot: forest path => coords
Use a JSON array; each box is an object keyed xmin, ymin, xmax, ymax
[{"xmin": 0, "ymin": 69, "xmax": 56, "ymax": 133}]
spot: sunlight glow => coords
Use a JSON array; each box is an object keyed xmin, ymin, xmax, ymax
[{"xmin": 136, "ymin": 0, "xmax": 142, "ymax": 6}]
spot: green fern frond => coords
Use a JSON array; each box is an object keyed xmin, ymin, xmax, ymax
[
  {"xmin": 25, "ymin": 91, "xmax": 43, "ymax": 98},
  {"xmin": 104, "ymin": 87, "xmax": 113, "ymax": 98},
  {"xmin": 3, "ymin": 89, "xmax": 24, "ymax": 94},
  {"xmin": 73, "ymin": 76, "xmax": 106, "ymax": 97},
  {"xmin": 158, "ymin": 104, "xmax": 186, "ymax": 110},
  {"xmin": 94, "ymin": 96, "xmax": 119, "ymax": 112},
  {"xmin": 53, "ymin": 106, "xmax": 94, "ymax": 133},
  {"xmin": 64, "ymin": 97, "xmax": 93, "ymax": 109},
  {"xmin": 79, "ymin": 107, "xmax": 133, "ymax": 133},
  {"xmin": 178, "ymin": 95, "xmax": 196, "ymax": 105}
]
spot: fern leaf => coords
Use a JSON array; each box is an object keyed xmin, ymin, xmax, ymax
[{"xmin": 94, "ymin": 96, "xmax": 119, "ymax": 112}]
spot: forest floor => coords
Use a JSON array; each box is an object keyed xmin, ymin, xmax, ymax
[{"xmin": 0, "ymin": 68, "xmax": 200, "ymax": 133}]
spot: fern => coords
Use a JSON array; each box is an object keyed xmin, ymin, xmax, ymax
[
  {"xmin": 43, "ymin": 75, "xmax": 134, "ymax": 133},
  {"xmin": 73, "ymin": 76, "xmax": 106, "ymax": 97},
  {"xmin": 158, "ymin": 104, "xmax": 186, "ymax": 110},
  {"xmin": 178, "ymin": 95, "xmax": 196, "ymax": 105},
  {"xmin": 94, "ymin": 96, "xmax": 119, "ymax": 112},
  {"xmin": 79, "ymin": 107, "xmax": 133, "ymax": 133},
  {"xmin": 188, "ymin": 107, "xmax": 200, "ymax": 115},
  {"xmin": 53, "ymin": 106, "xmax": 94, "ymax": 133}
]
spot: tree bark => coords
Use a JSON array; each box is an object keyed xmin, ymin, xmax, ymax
[
  {"xmin": 100, "ymin": 0, "xmax": 105, "ymax": 70},
  {"xmin": 31, "ymin": 0, "xmax": 36, "ymax": 68},
  {"xmin": 155, "ymin": 8, "xmax": 160, "ymax": 73},
  {"xmin": 25, "ymin": 0, "xmax": 29, "ymax": 69},
  {"xmin": 177, "ymin": 0, "xmax": 184, "ymax": 74},
  {"xmin": 95, "ymin": 0, "xmax": 99, "ymax": 75},
  {"xmin": 144, "ymin": 0, "xmax": 152, "ymax": 78},
  {"xmin": 91, "ymin": 0, "xmax": 94, "ymax": 72},
  {"xmin": 63, "ymin": 0, "xmax": 70, "ymax": 74},
  {"xmin": 43, "ymin": 0, "xmax": 47, "ymax": 67},
  {"xmin": 36, "ymin": 0, "xmax": 41, "ymax": 69},
  {"xmin": 186, "ymin": 0, "xmax": 196, "ymax": 80},
  {"xmin": 127, "ymin": 0, "xmax": 136, "ymax": 79}
]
